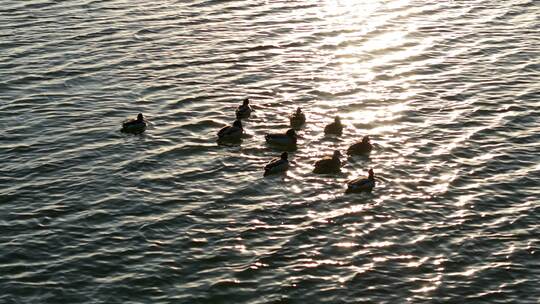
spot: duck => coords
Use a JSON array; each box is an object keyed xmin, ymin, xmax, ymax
[
  {"xmin": 121, "ymin": 113, "xmax": 147, "ymax": 134},
  {"xmin": 347, "ymin": 135, "xmax": 373, "ymax": 155},
  {"xmin": 324, "ymin": 116, "xmax": 343, "ymax": 136},
  {"xmin": 235, "ymin": 98, "xmax": 252, "ymax": 119},
  {"xmin": 313, "ymin": 150, "xmax": 342, "ymax": 174},
  {"xmin": 265, "ymin": 129, "xmax": 297, "ymax": 146},
  {"xmin": 289, "ymin": 107, "xmax": 306, "ymax": 129},
  {"xmin": 264, "ymin": 152, "xmax": 290, "ymax": 177},
  {"xmin": 346, "ymin": 169, "xmax": 375, "ymax": 193},
  {"xmin": 217, "ymin": 119, "xmax": 243, "ymax": 141}
]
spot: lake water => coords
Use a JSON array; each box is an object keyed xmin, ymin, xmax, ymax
[{"xmin": 1, "ymin": 0, "xmax": 539, "ymax": 303}]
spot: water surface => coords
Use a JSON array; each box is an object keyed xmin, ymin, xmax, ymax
[{"xmin": 1, "ymin": 0, "xmax": 539, "ymax": 303}]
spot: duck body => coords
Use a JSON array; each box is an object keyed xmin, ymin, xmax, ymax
[
  {"xmin": 346, "ymin": 169, "xmax": 375, "ymax": 193},
  {"xmin": 289, "ymin": 108, "xmax": 306, "ymax": 129},
  {"xmin": 324, "ymin": 116, "xmax": 343, "ymax": 136},
  {"xmin": 265, "ymin": 129, "xmax": 297, "ymax": 147},
  {"xmin": 121, "ymin": 113, "xmax": 147, "ymax": 134},
  {"xmin": 347, "ymin": 136, "xmax": 373, "ymax": 155},
  {"xmin": 313, "ymin": 150, "xmax": 342, "ymax": 174},
  {"xmin": 218, "ymin": 120, "xmax": 243, "ymax": 141},
  {"xmin": 264, "ymin": 152, "xmax": 289, "ymax": 176},
  {"xmin": 236, "ymin": 98, "xmax": 252, "ymax": 119}
]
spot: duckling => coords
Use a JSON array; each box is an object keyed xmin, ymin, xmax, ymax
[
  {"xmin": 347, "ymin": 135, "xmax": 373, "ymax": 155},
  {"xmin": 289, "ymin": 107, "xmax": 306, "ymax": 129},
  {"xmin": 265, "ymin": 129, "xmax": 297, "ymax": 146},
  {"xmin": 313, "ymin": 150, "xmax": 342, "ymax": 174},
  {"xmin": 346, "ymin": 169, "xmax": 375, "ymax": 193},
  {"xmin": 217, "ymin": 119, "xmax": 243, "ymax": 141},
  {"xmin": 324, "ymin": 116, "xmax": 343, "ymax": 136},
  {"xmin": 264, "ymin": 152, "xmax": 290, "ymax": 177},
  {"xmin": 235, "ymin": 98, "xmax": 252, "ymax": 119},
  {"xmin": 121, "ymin": 113, "xmax": 147, "ymax": 134}
]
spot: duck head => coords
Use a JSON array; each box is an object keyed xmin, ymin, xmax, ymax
[
  {"xmin": 286, "ymin": 129, "xmax": 297, "ymax": 138},
  {"xmin": 243, "ymin": 98, "xmax": 250, "ymax": 106},
  {"xmin": 362, "ymin": 135, "xmax": 370, "ymax": 143},
  {"xmin": 281, "ymin": 152, "xmax": 288, "ymax": 160},
  {"xmin": 296, "ymin": 107, "xmax": 302, "ymax": 114},
  {"xmin": 137, "ymin": 113, "xmax": 144, "ymax": 121},
  {"xmin": 368, "ymin": 168, "xmax": 374, "ymax": 178},
  {"xmin": 333, "ymin": 150, "xmax": 342, "ymax": 159},
  {"xmin": 233, "ymin": 120, "xmax": 243, "ymax": 129}
]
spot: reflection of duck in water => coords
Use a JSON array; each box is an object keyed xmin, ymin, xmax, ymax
[
  {"xmin": 264, "ymin": 152, "xmax": 290, "ymax": 177},
  {"xmin": 265, "ymin": 129, "xmax": 297, "ymax": 146},
  {"xmin": 289, "ymin": 107, "xmax": 306, "ymax": 129},
  {"xmin": 324, "ymin": 116, "xmax": 343, "ymax": 136},
  {"xmin": 313, "ymin": 150, "xmax": 342, "ymax": 174},
  {"xmin": 236, "ymin": 98, "xmax": 252, "ymax": 119},
  {"xmin": 122, "ymin": 113, "xmax": 147, "ymax": 134},
  {"xmin": 217, "ymin": 119, "xmax": 243, "ymax": 141},
  {"xmin": 347, "ymin": 135, "xmax": 373, "ymax": 155},
  {"xmin": 346, "ymin": 169, "xmax": 375, "ymax": 193}
]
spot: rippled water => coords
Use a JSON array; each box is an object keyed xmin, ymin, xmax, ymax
[{"xmin": 1, "ymin": 0, "xmax": 539, "ymax": 303}]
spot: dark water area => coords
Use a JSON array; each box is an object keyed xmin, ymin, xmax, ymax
[{"xmin": 1, "ymin": 0, "xmax": 539, "ymax": 303}]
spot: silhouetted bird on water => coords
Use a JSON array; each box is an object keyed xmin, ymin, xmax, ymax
[
  {"xmin": 236, "ymin": 98, "xmax": 252, "ymax": 119},
  {"xmin": 347, "ymin": 135, "xmax": 373, "ymax": 155},
  {"xmin": 264, "ymin": 152, "xmax": 290, "ymax": 177},
  {"xmin": 289, "ymin": 107, "xmax": 306, "ymax": 129},
  {"xmin": 313, "ymin": 150, "xmax": 342, "ymax": 174},
  {"xmin": 121, "ymin": 113, "xmax": 147, "ymax": 134},
  {"xmin": 324, "ymin": 116, "xmax": 343, "ymax": 136},
  {"xmin": 265, "ymin": 129, "xmax": 297, "ymax": 147},
  {"xmin": 346, "ymin": 169, "xmax": 375, "ymax": 193},
  {"xmin": 217, "ymin": 119, "xmax": 243, "ymax": 141}
]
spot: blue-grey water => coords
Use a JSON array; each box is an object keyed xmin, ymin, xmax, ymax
[{"xmin": 1, "ymin": 1, "xmax": 539, "ymax": 303}]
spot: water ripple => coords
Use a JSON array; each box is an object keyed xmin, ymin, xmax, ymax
[{"xmin": 1, "ymin": 0, "xmax": 539, "ymax": 303}]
